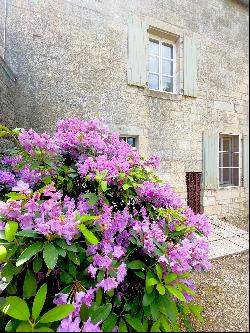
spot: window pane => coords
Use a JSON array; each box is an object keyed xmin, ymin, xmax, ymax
[
  {"xmin": 127, "ymin": 137, "xmax": 136, "ymax": 147},
  {"xmin": 232, "ymin": 153, "xmax": 239, "ymax": 167},
  {"xmin": 162, "ymin": 59, "xmax": 173, "ymax": 76},
  {"xmin": 232, "ymin": 168, "xmax": 239, "ymax": 186},
  {"xmin": 232, "ymin": 136, "xmax": 239, "ymax": 152},
  {"xmin": 222, "ymin": 153, "xmax": 230, "ymax": 167},
  {"xmin": 149, "ymin": 74, "xmax": 159, "ymax": 90},
  {"xmin": 223, "ymin": 138, "xmax": 230, "ymax": 152},
  {"xmin": 149, "ymin": 56, "xmax": 159, "ymax": 73},
  {"xmin": 162, "ymin": 76, "xmax": 173, "ymax": 92},
  {"xmin": 219, "ymin": 136, "xmax": 223, "ymax": 151},
  {"xmin": 219, "ymin": 169, "xmax": 223, "ymax": 185},
  {"xmin": 162, "ymin": 43, "xmax": 173, "ymax": 59},
  {"xmin": 149, "ymin": 39, "xmax": 159, "ymax": 56},
  {"xmin": 222, "ymin": 168, "xmax": 230, "ymax": 184},
  {"xmin": 120, "ymin": 137, "xmax": 127, "ymax": 142}
]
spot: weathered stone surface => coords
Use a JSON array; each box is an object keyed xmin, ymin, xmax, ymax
[{"xmin": 0, "ymin": 0, "xmax": 248, "ymax": 221}]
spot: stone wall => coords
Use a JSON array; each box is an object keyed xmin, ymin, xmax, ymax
[
  {"xmin": 0, "ymin": 56, "xmax": 16, "ymax": 128},
  {"xmin": 0, "ymin": 0, "xmax": 248, "ymax": 221}
]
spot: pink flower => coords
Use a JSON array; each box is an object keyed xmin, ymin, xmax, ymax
[{"xmin": 12, "ymin": 180, "xmax": 31, "ymax": 194}]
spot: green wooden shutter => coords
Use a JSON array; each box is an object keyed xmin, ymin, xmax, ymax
[
  {"xmin": 184, "ymin": 36, "xmax": 198, "ymax": 97},
  {"xmin": 203, "ymin": 130, "xmax": 219, "ymax": 190},
  {"xmin": 127, "ymin": 16, "xmax": 148, "ymax": 87},
  {"xmin": 243, "ymin": 135, "xmax": 249, "ymax": 188}
]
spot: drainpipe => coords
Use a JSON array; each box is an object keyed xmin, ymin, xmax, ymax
[{"xmin": 3, "ymin": 0, "xmax": 7, "ymax": 59}]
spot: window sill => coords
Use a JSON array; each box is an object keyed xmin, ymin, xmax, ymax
[
  {"xmin": 143, "ymin": 88, "xmax": 183, "ymax": 101},
  {"xmin": 218, "ymin": 185, "xmax": 241, "ymax": 189}
]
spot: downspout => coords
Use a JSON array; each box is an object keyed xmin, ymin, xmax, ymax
[{"xmin": 3, "ymin": 0, "xmax": 7, "ymax": 59}]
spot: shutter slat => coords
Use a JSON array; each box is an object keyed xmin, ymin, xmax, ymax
[
  {"xmin": 184, "ymin": 36, "xmax": 198, "ymax": 97},
  {"xmin": 243, "ymin": 135, "xmax": 249, "ymax": 188},
  {"xmin": 128, "ymin": 16, "xmax": 148, "ymax": 87},
  {"xmin": 203, "ymin": 131, "xmax": 218, "ymax": 190}
]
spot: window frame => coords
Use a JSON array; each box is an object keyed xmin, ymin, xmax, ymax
[
  {"xmin": 218, "ymin": 133, "xmax": 241, "ymax": 188},
  {"xmin": 148, "ymin": 35, "xmax": 177, "ymax": 94}
]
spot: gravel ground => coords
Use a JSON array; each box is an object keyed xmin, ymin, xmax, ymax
[
  {"xmin": 222, "ymin": 215, "xmax": 249, "ymax": 232},
  {"xmin": 192, "ymin": 252, "xmax": 249, "ymax": 332}
]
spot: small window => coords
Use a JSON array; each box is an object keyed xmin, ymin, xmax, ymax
[
  {"xmin": 219, "ymin": 134, "xmax": 240, "ymax": 187},
  {"xmin": 120, "ymin": 136, "xmax": 137, "ymax": 149},
  {"xmin": 148, "ymin": 37, "xmax": 176, "ymax": 93}
]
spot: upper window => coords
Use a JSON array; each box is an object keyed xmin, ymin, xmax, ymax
[
  {"xmin": 148, "ymin": 37, "xmax": 176, "ymax": 93},
  {"xmin": 219, "ymin": 134, "xmax": 240, "ymax": 187},
  {"xmin": 120, "ymin": 136, "xmax": 137, "ymax": 149}
]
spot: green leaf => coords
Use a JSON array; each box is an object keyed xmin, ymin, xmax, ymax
[
  {"xmin": 150, "ymin": 320, "xmax": 161, "ymax": 332},
  {"xmin": 5, "ymin": 221, "xmax": 18, "ymax": 242},
  {"xmin": 122, "ymin": 183, "xmax": 131, "ymax": 190},
  {"xmin": 158, "ymin": 294, "xmax": 178, "ymax": 324},
  {"xmin": 126, "ymin": 260, "xmax": 146, "ymax": 269},
  {"xmin": 33, "ymin": 256, "xmax": 43, "ymax": 273},
  {"xmin": 91, "ymin": 304, "xmax": 112, "ymax": 324},
  {"xmin": 146, "ymin": 277, "xmax": 158, "ymax": 287},
  {"xmin": 5, "ymin": 319, "xmax": 20, "ymax": 332},
  {"xmin": 102, "ymin": 314, "xmax": 118, "ymax": 332},
  {"xmin": 54, "ymin": 239, "xmax": 78, "ymax": 252},
  {"xmin": 125, "ymin": 315, "xmax": 145, "ymax": 332},
  {"xmin": 39, "ymin": 304, "xmax": 74, "ymax": 323},
  {"xmin": 60, "ymin": 271, "xmax": 74, "ymax": 284},
  {"xmin": 34, "ymin": 327, "xmax": 54, "ymax": 332},
  {"xmin": 43, "ymin": 243, "xmax": 58, "ymax": 269},
  {"xmin": 0, "ymin": 130, "xmax": 7, "ymax": 137},
  {"xmin": 95, "ymin": 288, "xmax": 102, "ymax": 306},
  {"xmin": 67, "ymin": 251, "xmax": 80, "ymax": 265},
  {"xmin": 101, "ymin": 181, "xmax": 108, "ymax": 192},
  {"xmin": 23, "ymin": 270, "xmax": 37, "ymax": 299},
  {"xmin": 155, "ymin": 264, "xmax": 163, "ymax": 281},
  {"xmin": 164, "ymin": 272, "xmax": 178, "ymax": 284},
  {"xmin": 188, "ymin": 302, "xmax": 204, "ymax": 321},
  {"xmin": 78, "ymin": 224, "xmax": 99, "ymax": 245},
  {"xmin": 0, "ymin": 245, "xmax": 7, "ymax": 263},
  {"xmin": 43, "ymin": 176, "xmax": 52, "ymax": 185},
  {"xmin": 5, "ymin": 192, "xmax": 26, "ymax": 200},
  {"xmin": 2, "ymin": 296, "xmax": 30, "ymax": 320},
  {"xmin": 32, "ymin": 283, "xmax": 47, "ymax": 320},
  {"xmin": 1, "ymin": 263, "xmax": 16, "ymax": 279},
  {"xmin": 118, "ymin": 319, "xmax": 128, "ymax": 332},
  {"xmin": 166, "ymin": 285, "xmax": 186, "ymax": 302},
  {"xmin": 134, "ymin": 271, "xmax": 145, "ymax": 279},
  {"xmin": 34, "ymin": 328, "xmax": 54, "ymax": 332},
  {"xmin": 16, "ymin": 322, "xmax": 33, "ymax": 332},
  {"xmin": 16, "ymin": 230, "xmax": 40, "ymax": 238},
  {"xmin": 160, "ymin": 316, "xmax": 171, "ymax": 332},
  {"xmin": 150, "ymin": 300, "xmax": 160, "ymax": 321},
  {"xmin": 78, "ymin": 214, "xmax": 99, "ymax": 223},
  {"xmin": 82, "ymin": 193, "xmax": 99, "ymax": 206},
  {"xmin": 142, "ymin": 291, "xmax": 155, "ymax": 307},
  {"xmin": 80, "ymin": 303, "xmax": 90, "ymax": 322},
  {"xmin": 156, "ymin": 283, "xmax": 165, "ymax": 295},
  {"xmin": 16, "ymin": 242, "xmax": 44, "ymax": 267},
  {"xmin": 177, "ymin": 282, "xmax": 195, "ymax": 296}
]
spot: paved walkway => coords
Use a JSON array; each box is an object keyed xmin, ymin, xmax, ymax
[{"xmin": 208, "ymin": 217, "xmax": 249, "ymax": 259}]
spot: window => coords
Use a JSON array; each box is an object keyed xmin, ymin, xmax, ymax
[
  {"xmin": 148, "ymin": 37, "xmax": 176, "ymax": 93},
  {"xmin": 120, "ymin": 136, "xmax": 137, "ymax": 149},
  {"xmin": 219, "ymin": 134, "xmax": 240, "ymax": 187}
]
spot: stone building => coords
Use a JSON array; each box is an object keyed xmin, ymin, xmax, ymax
[{"xmin": 0, "ymin": 0, "xmax": 249, "ymax": 221}]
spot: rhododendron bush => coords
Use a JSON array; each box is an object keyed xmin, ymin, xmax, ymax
[{"xmin": 0, "ymin": 119, "xmax": 212, "ymax": 332}]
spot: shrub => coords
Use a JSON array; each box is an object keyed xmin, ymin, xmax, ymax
[{"xmin": 0, "ymin": 119, "xmax": 212, "ymax": 332}]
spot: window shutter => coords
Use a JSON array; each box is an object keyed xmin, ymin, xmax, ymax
[
  {"xmin": 184, "ymin": 36, "xmax": 198, "ymax": 97},
  {"xmin": 243, "ymin": 135, "xmax": 249, "ymax": 188},
  {"xmin": 203, "ymin": 130, "xmax": 218, "ymax": 190},
  {"xmin": 127, "ymin": 16, "xmax": 148, "ymax": 87}
]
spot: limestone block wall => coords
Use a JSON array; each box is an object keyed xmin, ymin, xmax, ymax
[
  {"xmin": 0, "ymin": 0, "xmax": 248, "ymax": 221},
  {"xmin": 0, "ymin": 56, "xmax": 16, "ymax": 128}
]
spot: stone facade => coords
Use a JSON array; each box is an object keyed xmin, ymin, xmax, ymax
[
  {"xmin": 0, "ymin": 0, "xmax": 249, "ymax": 221},
  {"xmin": 0, "ymin": 56, "xmax": 16, "ymax": 128}
]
